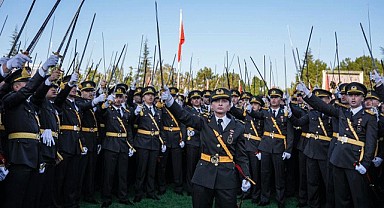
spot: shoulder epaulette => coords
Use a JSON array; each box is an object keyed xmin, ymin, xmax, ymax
[
  {"xmin": 380, "ymin": 113, "xmax": 384, "ymax": 117},
  {"xmin": 365, "ymin": 109, "xmax": 375, "ymax": 116},
  {"xmin": 262, "ymin": 107, "xmax": 269, "ymax": 110},
  {"xmin": 334, "ymin": 102, "xmax": 349, "ymax": 109}
]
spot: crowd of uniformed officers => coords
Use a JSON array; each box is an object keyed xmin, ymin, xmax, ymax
[{"xmin": 0, "ymin": 54, "xmax": 383, "ymax": 208}]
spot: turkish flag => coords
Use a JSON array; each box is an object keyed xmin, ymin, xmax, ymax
[{"xmin": 177, "ymin": 10, "xmax": 185, "ymax": 62}]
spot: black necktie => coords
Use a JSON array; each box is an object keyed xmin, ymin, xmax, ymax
[
  {"xmin": 149, "ymin": 107, "xmax": 154, "ymax": 116},
  {"xmin": 272, "ymin": 110, "xmax": 276, "ymax": 118},
  {"xmin": 218, "ymin": 118, "xmax": 224, "ymax": 134},
  {"xmin": 117, "ymin": 108, "xmax": 122, "ymax": 118}
]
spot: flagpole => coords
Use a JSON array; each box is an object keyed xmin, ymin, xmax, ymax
[{"xmin": 177, "ymin": 9, "xmax": 184, "ymax": 89}]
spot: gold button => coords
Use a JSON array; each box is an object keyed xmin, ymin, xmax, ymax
[{"xmin": 217, "ymin": 144, "xmax": 221, "ymax": 148}]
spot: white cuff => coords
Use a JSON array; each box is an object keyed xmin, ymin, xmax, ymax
[
  {"xmin": 166, "ymin": 98, "xmax": 174, "ymax": 107},
  {"xmin": 44, "ymin": 78, "xmax": 51, "ymax": 86},
  {"xmin": 38, "ymin": 68, "xmax": 46, "ymax": 78}
]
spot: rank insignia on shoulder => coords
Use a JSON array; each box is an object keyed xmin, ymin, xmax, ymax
[
  {"xmin": 365, "ymin": 109, "xmax": 375, "ymax": 116},
  {"xmin": 335, "ymin": 102, "xmax": 349, "ymax": 109},
  {"xmin": 262, "ymin": 107, "xmax": 269, "ymax": 110}
]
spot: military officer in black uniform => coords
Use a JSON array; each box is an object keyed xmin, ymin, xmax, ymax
[
  {"xmin": 53, "ymin": 72, "xmax": 86, "ymax": 207},
  {"xmin": 76, "ymin": 80, "xmax": 105, "ymax": 203},
  {"xmin": 157, "ymin": 87, "xmax": 185, "ymax": 195},
  {"xmin": 184, "ymin": 90, "xmax": 203, "ymax": 195},
  {"xmin": 100, "ymin": 85, "xmax": 134, "ymax": 207},
  {"xmin": 2, "ymin": 54, "xmax": 58, "ymax": 208},
  {"xmin": 289, "ymin": 89, "xmax": 333, "ymax": 208},
  {"xmin": 201, "ymin": 90, "xmax": 212, "ymax": 113},
  {"xmin": 132, "ymin": 86, "xmax": 165, "ymax": 202},
  {"xmin": 244, "ymin": 96, "xmax": 264, "ymax": 204},
  {"xmin": 297, "ymin": 81, "xmax": 377, "ymax": 207},
  {"xmin": 29, "ymin": 69, "xmax": 61, "ymax": 208},
  {"xmin": 247, "ymin": 88, "xmax": 294, "ymax": 208},
  {"xmin": 161, "ymin": 87, "xmax": 251, "ymax": 208}
]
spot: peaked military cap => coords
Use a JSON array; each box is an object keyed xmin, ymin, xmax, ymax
[
  {"xmin": 313, "ymin": 89, "xmax": 332, "ymax": 98},
  {"xmin": 80, "ymin": 80, "xmax": 96, "ymax": 91},
  {"xmin": 250, "ymin": 95, "xmax": 265, "ymax": 107},
  {"xmin": 134, "ymin": 87, "xmax": 143, "ymax": 96},
  {"xmin": 211, "ymin": 88, "xmax": 231, "ymax": 102},
  {"xmin": 240, "ymin": 92, "xmax": 252, "ymax": 100},
  {"xmin": 338, "ymin": 83, "xmax": 348, "ymax": 95},
  {"xmin": 169, "ymin": 87, "xmax": 179, "ymax": 96},
  {"xmin": 230, "ymin": 89, "xmax": 240, "ymax": 97},
  {"xmin": 365, "ymin": 90, "xmax": 380, "ymax": 101},
  {"xmin": 202, "ymin": 90, "xmax": 212, "ymax": 98},
  {"xmin": 142, "ymin": 86, "xmax": 156, "ymax": 96},
  {"xmin": 7, "ymin": 67, "xmax": 31, "ymax": 84},
  {"xmin": 346, "ymin": 82, "xmax": 367, "ymax": 96},
  {"xmin": 268, "ymin": 88, "xmax": 283, "ymax": 98},
  {"xmin": 188, "ymin": 90, "xmax": 202, "ymax": 99}
]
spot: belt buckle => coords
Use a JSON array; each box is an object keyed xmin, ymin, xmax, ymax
[
  {"xmin": 306, "ymin": 133, "xmax": 311, "ymax": 139},
  {"xmin": 74, "ymin": 126, "xmax": 80, "ymax": 131},
  {"xmin": 150, "ymin": 131, "xmax": 155, "ymax": 136},
  {"xmin": 270, "ymin": 132, "xmax": 274, "ymax": 138},
  {"xmin": 169, "ymin": 127, "xmax": 173, "ymax": 132},
  {"xmin": 314, "ymin": 134, "xmax": 319, "ymax": 140},
  {"xmin": 117, "ymin": 133, "xmax": 122, "ymax": 137},
  {"xmin": 210, "ymin": 154, "xmax": 219, "ymax": 166},
  {"xmin": 247, "ymin": 133, "xmax": 251, "ymax": 140},
  {"xmin": 90, "ymin": 128, "xmax": 94, "ymax": 132},
  {"xmin": 37, "ymin": 134, "xmax": 41, "ymax": 140},
  {"xmin": 340, "ymin": 136, "xmax": 348, "ymax": 144}
]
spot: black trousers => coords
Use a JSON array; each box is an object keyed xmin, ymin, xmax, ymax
[
  {"xmin": 307, "ymin": 157, "xmax": 327, "ymax": 208},
  {"xmin": 135, "ymin": 148, "xmax": 159, "ymax": 197},
  {"xmin": 4, "ymin": 164, "xmax": 38, "ymax": 208},
  {"xmin": 192, "ymin": 183, "xmax": 237, "ymax": 208},
  {"xmin": 102, "ymin": 149, "xmax": 129, "ymax": 202},
  {"xmin": 54, "ymin": 153, "xmax": 80, "ymax": 208},
  {"xmin": 158, "ymin": 147, "xmax": 183, "ymax": 193},
  {"xmin": 298, "ymin": 150, "xmax": 308, "ymax": 205},
  {"xmin": 75, "ymin": 153, "xmax": 88, "ymax": 203},
  {"xmin": 260, "ymin": 152, "xmax": 285, "ymax": 204},
  {"xmin": 333, "ymin": 165, "xmax": 370, "ymax": 208},
  {"xmin": 186, "ymin": 145, "xmax": 200, "ymax": 194},
  {"xmin": 36, "ymin": 163, "xmax": 56, "ymax": 208},
  {"xmin": 247, "ymin": 151, "xmax": 261, "ymax": 201},
  {"xmin": 83, "ymin": 151, "xmax": 97, "ymax": 199}
]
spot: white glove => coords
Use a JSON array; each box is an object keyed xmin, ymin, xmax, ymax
[
  {"xmin": 6, "ymin": 53, "xmax": 32, "ymax": 69},
  {"xmin": 282, "ymin": 152, "xmax": 291, "ymax": 160},
  {"xmin": 68, "ymin": 73, "xmax": 79, "ymax": 87},
  {"xmin": 296, "ymin": 81, "xmax": 310, "ymax": 96},
  {"xmin": 179, "ymin": 141, "xmax": 185, "ymax": 148},
  {"xmin": 246, "ymin": 104, "xmax": 252, "ymax": 113},
  {"xmin": 373, "ymin": 157, "xmax": 383, "ymax": 167},
  {"xmin": 130, "ymin": 81, "xmax": 136, "ymax": 90},
  {"xmin": 92, "ymin": 93, "xmax": 105, "ymax": 105},
  {"xmin": 107, "ymin": 94, "xmax": 114, "ymax": 102},
  {"xmin": 39, "ymin": 163, "xmax": 46, "ymax": 174},
  {"xmin": 0, "ymin": 166, "xmax": 9, "ymax": 181},
  {"xmin": 187, "ymin": 129, "xmax": 195, "ymax": 137},
  {"xmin": 355, "ymin": 164, "xmax": 367, "ymax": 174},
  {"xmin": 42, "ymin": 55, "xmax": 59, "ymax": 72},
  {"xmin": 81, "ymin": 147, "xmax": 88, "ymax": 155},
  {"xmin": 134, "ymin": 105, "xmax": 143, "ymax": 116},
  {"xmin": 241, "ymin": 179, "xmax": 251, "ymax": 192},
  {"xmin": 161, "ymin": 144, "xmax": 167, "ymax": 153},
  {"xmin": 285, "ymin": 105, "xmax": 292, "ymax": 118},
  {"xmin": 97, "ymin": 144, "xmax": 101, "ymax": 155},
  {"xmin": 161, "ymin": 86, "xmax": 174, "ymax": 106},
  {"xmin": 41, "ymin": 129, "xmax": 55, "ymax": 147},
  {"xmin": 256, "ymin": 152, "xmax": 261, "ymax": 160},
  {"xmin": 128, "ymin": 148, "xmax": 134, "ymax": 157},
  {"xmin": 370, "ymin": 70, "xmax": 382, "ymax": 84},
  {"xmin": 184, "ymin": 90, "xmax": 189, "ymax": 97},
  {"xmin": 0, "ymin": 57, "xmax": 10, "ymax": 66}
]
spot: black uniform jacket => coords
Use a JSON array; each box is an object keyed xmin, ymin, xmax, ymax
[
  {"xmin": 167, "ymin": 101, "xmax": 249, "ymax": 190},
  {"xmin": 184, "ymin": 106, "xmax": 202, "ymax": 147},
  {"xmin": 3, "ymin": 72, "xmax": 46, "ymax": 168},
  {"xmin": 290, "ymin": 109, "xmax": 333, "ymax": 160},
  {"xmin": 133, "ymin": 104, "xmax": 165, "ymax": 151},
  {"xmin": 249, "ymin": 107, "xmax": 294, "ymax": 154},
  {"xmin": 100, "ymin": 105, "xmax": 133, "ymax": 153},
  {"xmin": 304, "ymin": 94, "xmax": 377, "ymax": 169},
  {"xmin": 76, "ymin": 98, "xmax": 99, "ymax": 152}
]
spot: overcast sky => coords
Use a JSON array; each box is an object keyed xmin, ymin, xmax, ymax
[{"xmin": 0, "ymin": 0, "xmax": 383, "ymax": 88}]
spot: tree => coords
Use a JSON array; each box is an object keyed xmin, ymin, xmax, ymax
[{"xmin": 8, "ymin": 26, "xmax": 19, "ymax": 56}]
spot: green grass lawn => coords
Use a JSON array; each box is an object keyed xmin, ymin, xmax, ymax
[{"xmin": 80, "ymin": 188, "xmax": 299, "ymax": 208}]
